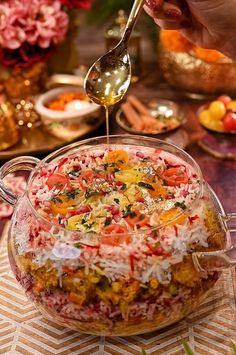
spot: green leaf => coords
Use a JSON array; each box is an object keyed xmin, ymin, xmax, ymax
[
  {"xmin": 175, "ymin": 201, "xmax": 187, "ymax": 210},
  {"xmin": 141, "ymin": 349, "xmax": 147, "ymax": 355},
  {"xmin": 181, "ymin": 340, "xmax": 195, "ymax": 355},
  {"xmin": 231, "ymin": 341, "xmax": 236, "ymax": 355}
]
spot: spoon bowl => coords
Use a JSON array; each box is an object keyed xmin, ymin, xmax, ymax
[
  {"xmin": 84, "ymin": 43, "xmax": 131, "ymax": 107},
  {"xmin": 84, "ymin": 0, "xmax": 146, "ymax": 107}
]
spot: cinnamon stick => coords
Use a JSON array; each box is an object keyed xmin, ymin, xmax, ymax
[
  {"xmin": 121, "ymin": 102, "xmax": 144, "ymax": 131},
  {"xmin": 127, "ymin": 95, "xmax": 150, "ymax": 116}
]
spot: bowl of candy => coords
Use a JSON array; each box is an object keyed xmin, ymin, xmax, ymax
[
  {"xmin": 158, "ymin": 30, "xmax": 236, "ymax": 97},
  {"xmin": 1, "ymin": 135, "xmax": 235, "ymax": 336},
  {"xmin": 35, "ymin": 86, "xmax": 101, "ymax": 141}
]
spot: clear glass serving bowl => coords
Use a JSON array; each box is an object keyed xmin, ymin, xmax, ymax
[{"xmin": 0, "ymin": 136, "xmax": 235, "ymax": 336}]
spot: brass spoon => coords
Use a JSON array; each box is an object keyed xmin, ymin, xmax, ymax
[{"xmin": 84, "ymin": 0, "xmax": 146, "ymax": 107}]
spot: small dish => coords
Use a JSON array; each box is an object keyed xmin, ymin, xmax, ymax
[
  {"xmin": 35, "ymin": 86, "xmax": 101, "ymax": 140},
  {"xmin": 116, "ymin": 98, "xmax": 185, "ymax": 135},
  {"xmin": 197, "ymin": 104, "xmax": 236, "ymax": 135}
]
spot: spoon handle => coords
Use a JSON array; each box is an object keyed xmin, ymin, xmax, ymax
[{"xmin": 121, "ymin": 0, "xmax": 146, "ymax": 46}]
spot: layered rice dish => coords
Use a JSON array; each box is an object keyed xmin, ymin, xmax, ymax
[{"xmin": 9, "ymin": 145, "xmax": 225, "ymax": 335}]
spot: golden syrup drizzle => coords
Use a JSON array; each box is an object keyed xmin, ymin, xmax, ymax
[{"xmin": 105, "ymin": 106, "xmax": 110, "ymax": 147}]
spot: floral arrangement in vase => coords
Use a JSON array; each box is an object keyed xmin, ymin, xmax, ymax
[{"xmin": 0, "ymin": 0, "xmax": 91, "ymax": 100}]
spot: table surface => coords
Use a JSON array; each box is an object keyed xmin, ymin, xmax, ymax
[
  {"xmin": 0, "ymin": 24, "xmax": 235, "ymax": 355},
  {"xmin": 78, "ymin": 24, "xmax": 236, "ymax": 213}
]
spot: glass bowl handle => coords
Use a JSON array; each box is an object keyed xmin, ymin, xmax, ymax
[
  {"xmin": 193, "ymin": 212, "xmax": 236, "ymax": 273},
  {"xmin": 0, "ymin": 156, "xmax": 40, "ymax": 206}
]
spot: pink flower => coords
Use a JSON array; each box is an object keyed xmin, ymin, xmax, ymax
[{"xmin": 0, "ymin": 0, "xmax": 69, "ymax": 50}]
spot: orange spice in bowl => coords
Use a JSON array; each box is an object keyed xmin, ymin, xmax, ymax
[
  {"xmin": 47, "ymin": 92, "xmax": 89, "ymax": 111},
  {"xmin": 160, "ymin": 30, "xmax": 225, "ymax": 63},
  {"xmin": 160, "ymin": 30, "xmax": 193, "ymax": 53}
]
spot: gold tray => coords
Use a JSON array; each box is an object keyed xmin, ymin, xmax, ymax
[{"xmin": 0, "ymin": 118, "xmax": 104, "ymax": 160}]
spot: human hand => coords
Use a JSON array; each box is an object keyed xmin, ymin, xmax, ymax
[{"xmin": 144, "ymin": 0, "xmax": 236, "ymax": 59}]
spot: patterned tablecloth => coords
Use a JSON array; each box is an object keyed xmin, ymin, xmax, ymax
[{"xmin": 0, "ymin": 221, "xmax": 235, "ymax": 355}]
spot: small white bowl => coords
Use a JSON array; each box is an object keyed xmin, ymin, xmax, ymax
[
  {"xmin": 35, "ymin": 86, "xmax": 99, "ymax": 121},
  {"xmin": 35, "ymin": 86, "xmax": 101, "ymax": 140}
]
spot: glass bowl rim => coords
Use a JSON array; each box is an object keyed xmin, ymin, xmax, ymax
[{"xmin": 25, "ymin": 134, "xmax": 205, "ymax": 236}]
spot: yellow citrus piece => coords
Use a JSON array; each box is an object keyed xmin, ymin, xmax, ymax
[
  {"xmin": 106, "ymin": 150, "xmax": 129, "ymax": 169},
  {"xmin": 66, "ymin": 214, "xmax": 86, "ymax": 231},
  {"xmin": 50, "ymin": 194, "xmax": 80, "ymax": 216},
  {"xmin": 160, "ymin": 208, "xmax": 186, "ymax": 226},
  {"xmin": 149, "ymin": 183, "xmax": 168, "ymax": 199},
  {"xmin": 208, "ymin": 101, "xmax": 226, "ymax": 120},
  {"xmin": 115, "ymin": 168, "xmax": 144, "ymax": 184}
]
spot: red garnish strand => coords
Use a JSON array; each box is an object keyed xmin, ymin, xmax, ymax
[
  {"xmin": 146, "ymin": 244, "xmax": 170, "ymax": 257},
  {"xmin": 58, "ymin": 157, "xmax": 68, "ymax": 170},
  {"xmin": 174, "ymin": 225, "xmax": 178, "ymax": 237},
  {"xmin": 188, "ymin": 215, "xmax": 199, "ymax": 224},
  {"xmin": 129, "ymin": 254, "xmax": 138, "ymax": 272},
  {"xmin": 136, "ymin": 151, "xmax": 144, "ymax": 159}
]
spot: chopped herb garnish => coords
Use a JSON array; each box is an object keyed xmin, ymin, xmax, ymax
[
  {"xmin": 118, "ymin": 160, "xmax": 124, "ymax": 164},
  {"xmin": 123, "ymin": 204, "xmax": 134, "ymax": 217},
  {"xmin": 169, "ymin": 283, "xmax": 178, "ymax": 296},
  {"xmin": 69, "ymin": 170, "xmax": 80, "ymax": 177},
  {"xmin": 84, "ymin": 222, "xmax": 95, "ymax": 230},
  {"xmin": 138, "ymin": 182, "xmax": 155, "ymax": 191},
  {"xmin": 81, "ymin": 218, "xmax": 86, "ymax": 225},
  {"xmin": 121, "ymin": 183, "xmax": 127, "ymax": 190},
  {"xmin": 104, "ymin": 218, "xmax": 112, "ymax": 226},
  {"xmin": 138, "ymin": 214, "xmax": 145, "ymax": 220},
  {"xmin": 65, "ymin": 189, "xmax": 80, "ymax": 199},
  {"xmin": 142, "ymin": 157, "xmax": 150, "ymax": 162},
  {"xmin": 85, "ymin": 190, "xmax": 97, "ymax": 199},
  {"xmin": 175, "ymin": 201, "xmax": 187, "ymax": 210},
  {"xmin": 154, "ymin": 241, "xmax": 161, "ymax": 248},
  {"xmin": 74, "ymin": 242, "xmax": 81, "ymax": 248},
  {"xmin": 51, "ymin": 196, "xmax": 63, "ymax": 204},
  {"xmin": 114, "ymin": 198, "xmax": 120, "ymax": 204}
]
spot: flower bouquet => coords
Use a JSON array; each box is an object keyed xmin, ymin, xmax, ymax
[{"xmin": 0, "ymin": 0, "xmax": 91, "ymax": 100}]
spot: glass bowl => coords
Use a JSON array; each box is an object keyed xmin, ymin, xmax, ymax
[{"xmin": 0, "ymin": 136, "xmax": 235, "ymax": 336}]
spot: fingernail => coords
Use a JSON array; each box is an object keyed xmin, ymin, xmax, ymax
[
  {"xmin": 164, "ymin": 8, "xmax": 182, "ymax": 21},
  {"xmin": 145, "ymin": 0, "xmax": 159, "ymax": 11}
]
